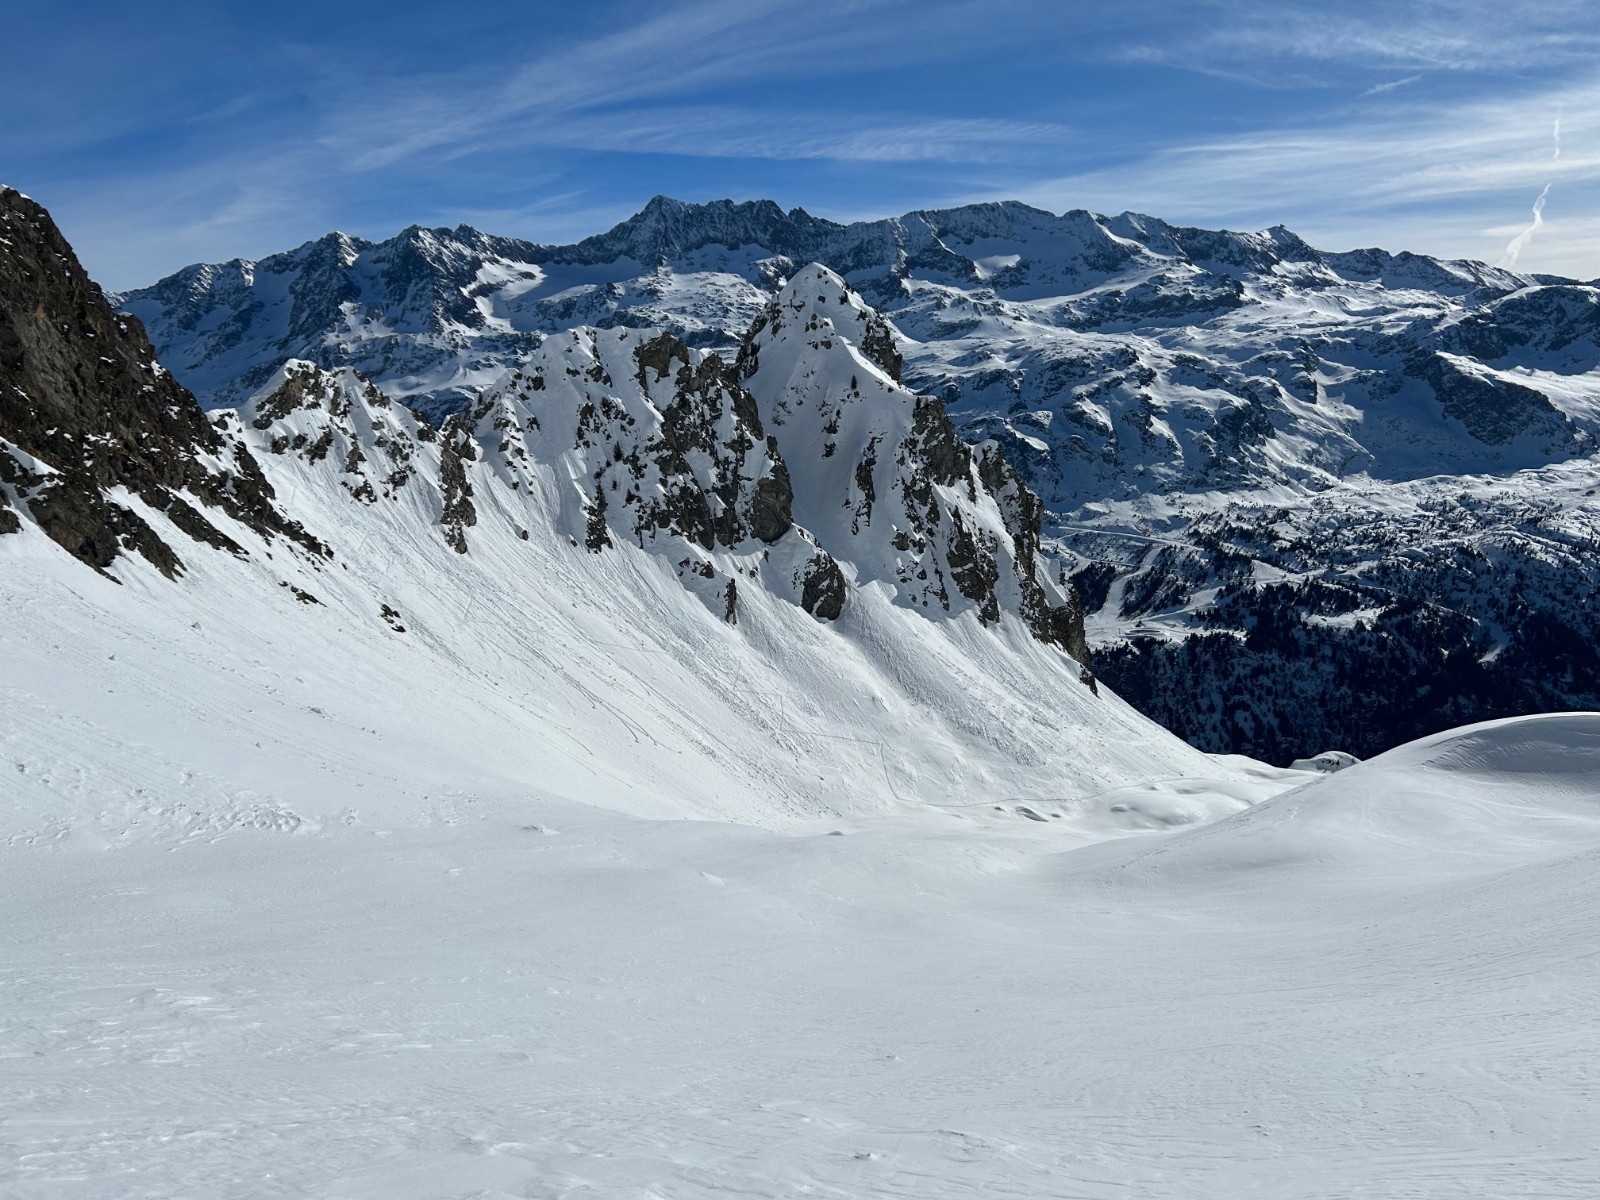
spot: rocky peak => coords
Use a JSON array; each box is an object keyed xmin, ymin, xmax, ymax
[
  {"xmin": 469, "ymin": 325, "xmax": 845, "ymax": 617},
  {"xmin": 0, "ymin": 186, "xmax": 321, "ymax": 576},
  {"xmin": 739, "ymin": 264, "xmax": 904, "ymax": 381},
  {"xmin": 233, "ymin": 327, "xmax": 846, "ymax": 620},
  {"xmin": 546, "ymin": 197, "xmax": 836, "ymax": 269},
  {"xmin": 735, "ymin": 263, "xmax": 1092, "ymax": 665},
  {"xmin": 237, "ymin": 359, "xmax": 428, "ymax": 502}
]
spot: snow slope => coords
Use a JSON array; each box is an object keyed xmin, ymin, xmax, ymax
[{"xmin": 6, "ymin": 582, "xmax": 1597, "ymax": 1198}]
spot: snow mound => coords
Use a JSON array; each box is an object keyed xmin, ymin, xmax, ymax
[{"xmin": 1082, "ymin": 712, "xmax": 1600, "ymax": 896}]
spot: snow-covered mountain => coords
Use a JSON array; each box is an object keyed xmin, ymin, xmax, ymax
[
  {"xmin": 10, "ymin": 186, "xmax": 1600, "ymax": 1200},
  {"xmin": 4, "ymin": 185, "xmax": 1172, "ymax": 838},
  {"xmin": 0, "ymin": 187, "xmax": 321, "ymax": 578},
  {"xmin": 116, "ymin": 196, "xmax": 1600, "ymax": 760}
]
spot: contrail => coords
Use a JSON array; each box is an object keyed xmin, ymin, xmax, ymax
[
  {"xmin": 1499, "ymin": 183, "xmax": 1551, "ymax": 270},
  {"xmin": 1498, "ymin": 113, "xmax": 1563, "ymax": 270}
]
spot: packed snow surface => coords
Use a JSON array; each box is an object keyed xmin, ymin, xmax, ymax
[{"xmin": 5, "ymin": 503, "xmax": 1600, "ymax": 1196}]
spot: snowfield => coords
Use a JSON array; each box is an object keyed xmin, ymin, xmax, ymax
[{"xmin": 4, "ymin": 510, "xmax": 1599, "ymax": 1197}]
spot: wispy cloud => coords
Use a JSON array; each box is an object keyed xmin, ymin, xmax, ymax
[
  {"xmin": 323, "ymin": 0, "xmax": 945, "ymax": 172},
  {"xmin": 1106, "ymin": 0, "xmax": 1600, "ymax": 105},
  {"xmin": 393, "ymin": 108, "xmax": 1075, "ymax": 167},
  {"xmin": 1361, "ymin": 75, "xmax": 1422, "ymax": 98},
  {"xmin": 1129, "ymin": 0, "xmax": 1600, "ymax": 75},
  {"xmin": 15, "ymin": 0, "xmax": 1600, "ymax": 285},
  {"xmin": 974, "ymin": 68, "xmax": 1600, "ymax": 273}
]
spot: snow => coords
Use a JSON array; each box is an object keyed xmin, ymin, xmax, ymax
[
  {"xmin": 6, "ymin": 550, "xmax": 1599, "ymax": 1199},
  {"xmin": 5, "ymin": 415, "xmax": 1600, "ymax": 1195}
]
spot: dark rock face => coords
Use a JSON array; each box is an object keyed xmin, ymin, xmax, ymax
[
  {"xmin": 858, "ymin": 311, "xmax": 904, "ymax": 384},
  {"xmin": 438, "ymin": 434, "xmax": 477, "ymax": 554},
  {"xmin": 799, "ymin": 554, "xmax": 847, "ymax": 620},
  {"xmin": 749, "ymin": 458, "xmax": 794, "ymax": 544},
  {"xmin": 971, "ymin": 441, "xmax": 1092, "ymax": 668},
  {"xmin": 0, "ymin": 187, "xmax": 321, "ymax": 575},
  {"xmin": 1406, "ymin": 351, "xmax": 1577, "ymax": 448}
]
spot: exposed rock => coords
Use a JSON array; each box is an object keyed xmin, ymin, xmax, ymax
[
  {"xmin": 438, "ymin": 433, "xmax": 477, "ymax": 554},
  {"xmin": 1406, "ymin": 351, "xmax": 1577, "ymax": 449},
  {"xmin": 799, "ymin": 553, "xmax": 847, "ymax": 620},
  {"xmin": 584, "ymin": 482, "xmax": 611, "ymax": 552},
  {"xmin": 858, "ymin": 310, "xmax": 904, "ymax": 383},
  {"xmin": 749, "ymin": 455, "xmax": 793, "ymax": 543},
  {"xmin": 0, "ymin": 187, "xmax": 321, "ymax": 575},
  {"xmin": 944, "ymin": 511, "xmax": 1001, "ymax": 623}
]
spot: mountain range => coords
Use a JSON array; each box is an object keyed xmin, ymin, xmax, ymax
[{"xmin": 112, "ymin": 195, "xmax": 1600, "ymax": 761}]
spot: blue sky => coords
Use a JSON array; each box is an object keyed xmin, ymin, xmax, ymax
[{"xmin": 6, "ymin": 0, "xmax": 1600, "ymax": 288}]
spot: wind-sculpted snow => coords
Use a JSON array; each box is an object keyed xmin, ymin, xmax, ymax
[{"xmin": 1083, "ymin": 712, "xmax": 1600, "ymax": 893}]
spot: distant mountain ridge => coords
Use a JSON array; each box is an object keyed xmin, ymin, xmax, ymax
[
  {"xmin": 114, "ymin": 195, "xmax": 1600, "ymax": 761},
  {"xmin": 117, "ymin": 196, "xmax": 1568, "ymax": 419}
]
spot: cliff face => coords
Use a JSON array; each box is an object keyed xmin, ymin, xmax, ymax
[
  {"xmin": 0, "ymin": 187, "xmax": 320, "ymax": 576},
  {"xmin": 736, "ymin": 265, "xmax": 1092, "ymax": 666}
]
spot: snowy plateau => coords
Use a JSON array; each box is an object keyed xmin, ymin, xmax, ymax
[{"xmin": 3, "ymin": 184, "xmax": 1600, "ymax": 1198}]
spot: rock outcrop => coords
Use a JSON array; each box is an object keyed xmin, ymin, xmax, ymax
[
  {"xmin": 0, "ymin": 186, "xmax": 320, "ymax": 577},
  {"xmin": 736, "ymin": 265, "xmax": 1090, "ymax": 661}
]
